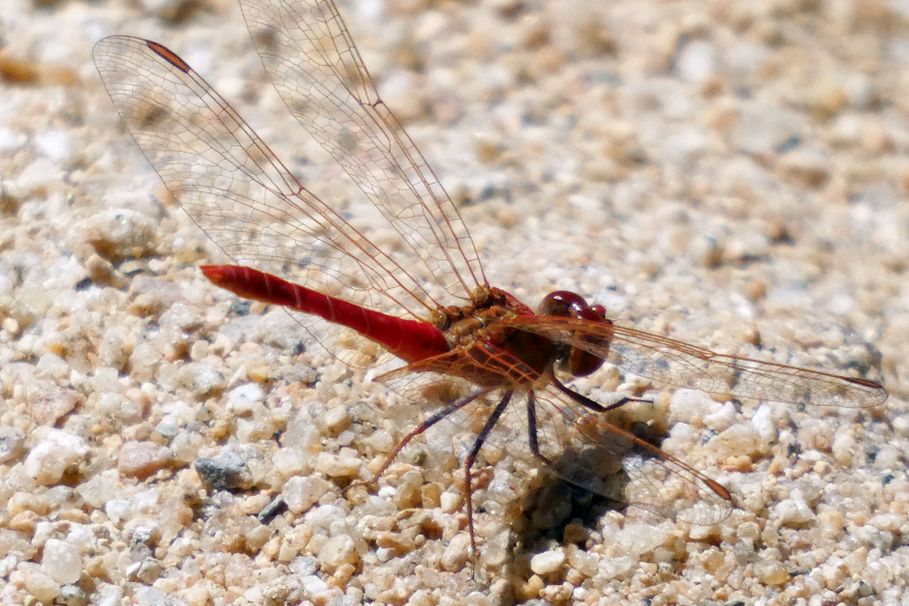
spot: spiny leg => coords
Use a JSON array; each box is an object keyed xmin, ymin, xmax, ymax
[
  {"xmin": 550, "ymin": 373, "xmax": 650, "ymax": 413},
  {"xmin": 526, "ymin": 390, "xmax": 554, "ymax": 466},
  {"xmin": 464, "ymin": 390, "xmax": 513, "ymax": 573},
  {"xmin": 527, "ymin": 385, "xmax": 638, "ymax": 512},
  {"xmin": 368, "ymin": 388, "xmax": 490, "ymax": 484}
]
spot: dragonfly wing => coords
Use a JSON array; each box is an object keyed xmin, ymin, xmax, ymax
[
  {"xmin": 531, "ymin": 383, "xmax": 733, "ymax": 525},
  {"xmin": 239, "ymin": 0, "xmax": 487, "ymax": 302},
  {"xmin": 94, "ymin": 35, "xmax": 449, "ymax": 322},
  {"xmin": 500, "ymin": 316, "xmax": 887, "ymax": 408},
  {"xmin": 377, "ymin": 344, "xmax": 730, "ymax": 525}
]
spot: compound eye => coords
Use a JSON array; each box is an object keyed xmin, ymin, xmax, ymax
[{"xmin": 540, "ymin": 290, "xmax": 587, "ymax": 316}]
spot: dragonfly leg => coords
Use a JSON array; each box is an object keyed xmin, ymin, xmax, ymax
[
  {"xmin": 550, "ymin": 373, "xmax": 650, "ymax": 413},
  {"xmin": 526, "ymin": 390, "xmax": 554, "ymax": 466},
  {"xmin": 367, "ymin": 388, "xmax": 490, "ymax": 485},
  {"xmin": 463, "ymin": 390, "xmax": 512, "ymax": 575}
]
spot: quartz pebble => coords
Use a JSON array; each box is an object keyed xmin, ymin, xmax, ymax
[
  {"xmin": 24, "ymin": 429, "xmax": 89, "ymax": 485},
  {"xmin": 530, "ymin": 549, "xmax": 565, "ymax": 575},
  {"xmin": 314, "ymin": 451, "xmax": 361, "ymax": 478},
  {"xmin": 41, "ymin": 539, "xmax": 82, "ymax": 584},
  {"xmin": 283, "ymin": 476, "xmax": 333, "ymax": 513},
  {"xmin": 118, "ymin": 441, "xmax": 174, "ymax": 479},
  {"xmin": 440, "ymin": 533, "xmax": 470, "ymax": 572},
  {"xmin": 318, "ymin": 535, "xmax": 358, "ymax": 569}
]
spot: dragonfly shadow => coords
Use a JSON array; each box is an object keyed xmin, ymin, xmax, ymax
[{"xmin": 507, "ymin": 431, "xmax": 653, "ymax": 571}]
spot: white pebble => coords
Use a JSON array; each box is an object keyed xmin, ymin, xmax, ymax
[
  {"xmin": 440, "ymin": 491, "xmax": 462, "ymax": 513},
  {"xmin": 300, "ymin": 574, "xmax": 329, "ymax": 597},
  {"xmin": 24, "ymin": 428, "xmax": 89, "ymax": 485},
  {"xmin": 283, "ymin": 476, "xmax": 333, "ymax": 514},
  {"xmin": 41, "ymin": 539, "xmax": 82, "ymax": 584},
  {"xmin": 598, "ymin": 554, "xmax": 636, "ymax": 580},
  {"xmin": 318, "ymin": 534, "xmax": 358, "ymax": 569},
  {"xmin": 0, "ymin": 127, "xmax": 27, "ymax": 153},
  {"xmin": 530, "ymin": 549, "xmax": 565, "ymax": 575},
  {"xmin": 0, "ymin": 426, "xmax": 25, "ymax": 464},
  {"xmin": 892, "ymin": 414, "xmax": 909, "ymax": 438},
  {"xmin": 614, "ymin": 523, "xmax": 670, "ymax": 556},
  {"xmin": 35, "ymin": 130, "xmax": 73, "ymax": 163},
  {"xmin": 227, "ymin": 383, "xmax": 265, "ymax": 412},
  {"xmin": 321, "ymin": 406, "xmax": 351, "ymax": 435},
  {"xmin": 567, "ymin": 545, "xmax": 598, "ymax": 577},
  {"xmin": 676, "ymin": 40, "xmax": 715, "ymax": 83},
  {"xmin": 750, "ymin": 404, "xmax": 777, "ymax": 445},
  {"xmin": 104, "ymin": 499, "xmax": 130, "ymax": 523},
  {"xmin": 24, "ymin": 570, "xmax": 60, "ymax": 603},
  {"xmin": 708, "ymin": 423, "xmax": 763, "ymax": 459},
  {"xmin": 703, "ymin": 401, "xmax": 737, "ymax": 432},
  {"xmin": 78, "ymin": 209, "xmax": 157, "ymax": 260},
  {"xmin": 117, "ymin": 441, "xmax": 173, "ymax": 479},
  {"xmin": 314, "ymin": 451, "xmax": 361, "ymax": 478},
  {"xmin": 832, "ymin": 429, "xmax": 857, "ymax": 466},
  {"xmin": 177, "ymin": 364, "xmax": 225, "ymax": 398},
  {"xmin": 669, "ymin": 389, "xmax": 720, "ymax": 424},
  {"xmin": 774, "ymin": 498, "xmax": 815, "ymax": 527},
  {"xmin": 440, "ymin": 533, "xmax": 470, "ymax": 571}
]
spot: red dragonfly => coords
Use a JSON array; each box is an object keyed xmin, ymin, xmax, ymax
[{"xmin": 94, "ymin": 0, "xmax": 887, "ymax": 566}]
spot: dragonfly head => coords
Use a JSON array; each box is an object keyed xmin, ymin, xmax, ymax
[{"xmin": 539, "ymin": 290, "xmax": 610, "ymax": 377}]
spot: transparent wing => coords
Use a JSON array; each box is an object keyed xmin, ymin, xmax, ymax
[
  {"xmin": 533, "ymin": 383, "xmax": 732, "ymax": 525},
  {"xmin": 500, "ymin": 316, "xmax": 888, "ymax": 408},
  {"xmin": 93, "ymin": 35, "xmax": 471, "ymax": 323},
  {"xmin": 239, "ymin": 0, "xmax": 487, "ymax": 301},
  {"xmin": 377, "ymin": 342, "xmax": 731, "ymax": 526}
]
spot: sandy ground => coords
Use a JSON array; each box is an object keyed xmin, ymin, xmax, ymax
[{"xmin": 1, "ymin": 0, "xmax": 907, "ymax": 604}]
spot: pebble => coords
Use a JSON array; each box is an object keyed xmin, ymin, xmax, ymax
[
  {"xmin": 831, "ymin": 428, "xmax": 857, "ymax": 466},
  {"xmin": 708, "ymin": 423, "xmax": 764, "ymax": 460},
  {"xmin": 227, "ymin": 383, "xmax": 265, "ymax": 412},
  {"xmin": 318, "ymin": 535, "xmax": 358, "ymax": 570},
  {"xmin": 774, "ymin": 498, "xmax": 815, "ymax": 527},
  {"xmin": 118, "ymin": 441, "xmax": 174, "ymax": 479},
  {"xmin": 598, "ymin": 555, "xmax": 636, "ymax": 580},
  {"xmin": 669, "ymin": 388, "xmax": 721, "ymax": 424},
  {"xmin": 754, "ymin": 560, "xmax": 789, "ymax": 586},
  {"xmin": 78, "ymin": 209, "xmax": 157, "ymax": 261},
  {"xmin": 0, "ymin": 126, "xmax": 27, "ymax": 153},
  {"xmin": 613, "ymin": 524, "xmax": 671, "ymax": 556},
  {"xmin": 439, "ymin": 491, "xmax": 462, "ymax": 513},
  {"xmin": 0, "ymin": 426, "xmax": 25, "ymax": 464},
  {"xmin": 530, "ymin": 549, "xmax": 565, "ymax": 575},
  {"xmin": 24, "ymin": 569, "xmax": 60, "ymax": 603},
  {"xmin": 393, "ymin": 470, "xmax": 424, "ymax": 509},
  {"xmin": 41, "ymin": 539, "xmax": 82, "ymax": 584},
  {"xmin": 34, "ymin": 130, "xmax": 73, "ymax": 164},
  {"xmin": 703, "ymin": 400, "xmax": 737, "ymax": 432},
  {"xmin": 676, "ymin": 40, "xmax": 715, "ymax": 83},
  {"xmin": 750, "ymin": 404, "xmax": 777, "ymax": 445},
  {"xmin": 175, "ymin": 363, "xmax": 226, "ymax": 398},
  {"xmin": 320, "ymin": 405, "xmax": 352, "ymax": 435},
  {"xmin": 314, "ymin": 451, "xmax": 361, "ymax": 478},
  {"xmin": 194, "ymin": 450, "xmax": 253, "ymax": 491},
  {"xmin": 283, "ymin": 476, "xmax": 333, "ymax": 514},
  {"xmin": 24, "ymin": 429, "xmax": 89, "ymax": 485},
  {"xmin": 440, "ymin": 533, "xmax": 470, "ymax": 572}
]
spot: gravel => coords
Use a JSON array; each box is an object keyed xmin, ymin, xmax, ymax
[{"xmin": 1, "ymin": 0, "xmax": 905, "ymax": 603}]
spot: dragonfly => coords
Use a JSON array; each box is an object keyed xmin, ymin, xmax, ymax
[{"xmin": 94, "ymin": 0, "xmax": 887, "ymax": 568}]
